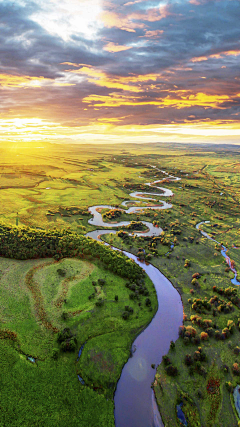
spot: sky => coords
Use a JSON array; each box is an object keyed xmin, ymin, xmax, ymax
[{"xmin": 0, "ymin": 0, "xmax": 240, "ymax": 145}]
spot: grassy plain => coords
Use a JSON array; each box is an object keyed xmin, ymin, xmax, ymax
[
  {"xmin": 0, "ymin": 255, "xmax": 156, "ymax": 426},
  {"xmin": 1, "ymin": 141, "xmax": 240, "ymax": 426}
]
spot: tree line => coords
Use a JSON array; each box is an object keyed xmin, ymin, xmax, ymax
[{"xmin": 0, "ymin": 222, "xmax": 144, "ymax": 280}]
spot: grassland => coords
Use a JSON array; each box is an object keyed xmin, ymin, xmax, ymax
[
  {"xmin": 0, "ymin": 255, "xmax": 157, "ymax": 426},
  {"xmin": 1, "ymin": 141, "xmax": 240, "ymax": 426}
]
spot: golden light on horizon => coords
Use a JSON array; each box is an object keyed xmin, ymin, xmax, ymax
[{"xmin": 1, "ymin": 117, "xmax": 240, "ymax": 145}]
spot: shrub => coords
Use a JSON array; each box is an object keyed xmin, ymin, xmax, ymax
[
  {"xmin": 200, "ymin": 351, "xmax": 207, "ymax": 362},
  {"xmin": 57, "ymin": 268, "xmax": 66, "ymax": 277},
  {"xmin": 122, "ymin": 311, "xmax": 130, "ymax": 320},
  {"xmin": 192, "ymin": 273, "xmax": 201, "ymax": 279},
  {"xmin": 222, "ymin": 328, "xmax": 230, "ymax": 339},
  {"xmin": 186, "ymin": 326, "xmax": 197, "ymax": 337},
  {"xmin": 234, "ymin": 346, "xmax": 240, "ymax": 355},
  {"xmin": 206, "ymin": 327, "xmax": 214, "ymax": 337},
  {"xmin": 184, "ymin": 354, "xmax": 193, "ymax": 366},
  {"xmin": 60, "ymin": 338, "xmax": 77, "ymax": 352},
  {"xmin": 57, "ymin": 328, "xmax": 73, "ymax": 343},
  {"xmin": 194, "ymin": 351, "xmax": 201, "ymax": 361},
  {"xmin": 200, "ymin": 332, "xmax": 209, "ymax": 341},
  {"xmin": 162, "ymin": 355, "xmax": 171, "ymax": 366},
  {"xmin": 115, "ymin": 295, "xmax": 119, "ymax": 301},
  {"xmin": 225, "ymin": 381, "xmax": 233, "ymax": 392},
  {"xmin": 223, "ymin": 364, "xmax": 229, "ymax": 373},
  {"xmin": 95, "ymin": 299, "xmax": 104, "ymax": 307},
  {"xmin": 232, "ymin": 363, "xmax": 240, "ymax": 376},
  {"xmin": 192, "ymin": 335, "xmax": 201, "ymax": 345},
  {"xmin": 227, "ymin": 320, "xmax": 235, "ymax": 333},
  {"xmin": 61, "ymin": 312, "xmax": 68, "ymax": 320},
  {"xmin": 145, "ymin": 298, "xmax": 151, "ymax": 307},
  {"xmin": 170, "ymin": 341, "xmax": 175, "ymax": 350},
  {"xmin": 165, "ymin": 364, "xmax": 178, "ymax": 376}
]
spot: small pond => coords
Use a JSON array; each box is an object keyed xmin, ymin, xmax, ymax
[{"xmin": 176, "ymin": 402, "xmax": 188, "ymax": 426}]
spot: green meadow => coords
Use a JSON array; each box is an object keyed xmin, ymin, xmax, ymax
[{"xmin": 0, "ymin": 255, "xmax": 156, "ymax": 426}]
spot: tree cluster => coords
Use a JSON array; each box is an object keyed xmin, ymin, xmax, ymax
[{"xmin": 0, "ymin": 222, "xmax": 144, "ymax": 281}]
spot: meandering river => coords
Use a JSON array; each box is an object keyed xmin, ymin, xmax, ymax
[
  {"xmin": 84, "ymin": 168, "xmax": 239, "ymax": 426},
  {"xmin": 86, "ymin": 168, "xmax": 183, "ymax": 427}
]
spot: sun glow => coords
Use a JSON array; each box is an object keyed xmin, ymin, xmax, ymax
[
  {"xmin": 1, "ymin": 117, "xmax": 240, "ymax": 145},
  {"xmin": 30, "ymin": 0, "xmax": 103, "ymax": 41}
]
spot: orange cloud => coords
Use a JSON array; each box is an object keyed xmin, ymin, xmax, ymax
[
  {"xmin": 0, "ymin": 74, "xmax": 46, "ymax": 88},
  {"xmin": 83, "ymin": 91, "xmax": 232, "ymax": 109},
  {"xmin": 142, "ymin": 30, "xmax": 164, "ymax": 39},
  {"xmin": 130, "ymin": 5, "xmax": 170, "ymax": 22},
  {"xmin": 0, "ymin": 73, "xmax": 74, "ymax": 88},
  {"xmin": 67, "ymin": 65, "xmax": 164, "ymax": 91},
  {"xmin": 103, "ymin": 42, "xmax": 133, "ymax": 52},
  {"xmin": 191, "ymin": 49, "xmax": 240, "ymax": 62},
  {"xmin": 100, "ymin": 11, "xmax": 145, "ymax": 32}
]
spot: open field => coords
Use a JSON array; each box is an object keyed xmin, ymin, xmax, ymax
[
  {"xmin": 0, "ymin": 141, "xmax": 240, "ymax": 426},
  {"xmin": 0, "ymin": 254, "xmax": 156, "ymax": 426}
]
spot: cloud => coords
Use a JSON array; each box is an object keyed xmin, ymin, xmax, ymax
[
  {"xmin": 100, "ymin": 10, "xmax": 145, "ymax": 32},
  {"xmin": 103, "ymin": 42, "xmax": 133, "ymax": 52},
  {"xmin": 0, "ymin": 0, "xmax": 240, "ymax": 143},
  {"xmin": 142, "ymin": 30, "xmax": 164, "ymax": 39}
]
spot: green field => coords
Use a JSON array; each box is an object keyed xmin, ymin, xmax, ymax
[
  {"xmin": 0, "ymin": 255, "xmax": 157, "ymax": 426},
  {"xmin": 1, "ymin": 141, "xmax": 240, "ymax": 426}
]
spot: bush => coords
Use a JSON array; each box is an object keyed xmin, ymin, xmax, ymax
[
  {"xmin": 61, "ymin": 312, "xmax": 68, "ymax": 321},
  {"xmin": 57, "ymin": 328, "xmax": 73, "ymax": 343},
  {"xmin": 60, "ymin": 338, "xmax": 77, "ymax": 352},
  {"xmin": 145, "ymin": 298, "xmax": 151, "ymax": 307},
  {"xmin": 222, "ymin": 328, "xmax": 230, "ymax": 339},
  {"xmin": 232, "ymin": 363, "xmax": 240, "ymax": 376},
  {"xmin": 57, "ymin": 268, "xmax": 66, "ymax": 277},
  {"xmin": 194, "ymin": 351, "xmax": 201, "ymax": 361},
  {"xmin": 234, "ymin": 346, "xmax": 240, "ymax": 355},
  {"xmin": 122, "ymin": 311, "xmax": 130, "ymax": 320},
  {"xmin": 192, "ymin": 273, "xmax": 201, "ymax": 279},
  {"xmin": 95, "ymin": 299, "xmax": 104, "ymax": 307},
  {"xmin": 162, "ymin": 355, "xmax": 171, "ymax": 366},
  {"xmin": 192, "ymin": 335, "xmax": 201, "ymax": 345},
  {"xmin": 223, "ymin": 364, "xmax": 229, "ymax": 373},
  {"xmin": 200, "ymin": 332, "xmax": 209, "ymax": 341},
  {"xmin": 115, "ymin": 295, "xmax": 118, "ymax": 302},
  {"xmin": 170, "ymin": 341, "xmax": 175, "ymax": 350},
  {"xmin": 165, "ymin": 364, "xmax": 178, "ymax": 376},
  {"xmin": 184, "ymin": 354, "xmax": 193, "ymax": 366},
  {"xmin": 225, "ymin": 381, "xmax": 233, "ymax": 392}
]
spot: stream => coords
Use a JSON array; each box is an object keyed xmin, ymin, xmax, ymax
[
  {"xmin": 85, "ymin": 168, "xmax": 183, "ymax": 427},
  {"xmin": 196, "ymin": 221, "xmax": 240, "ymax": 285}
]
